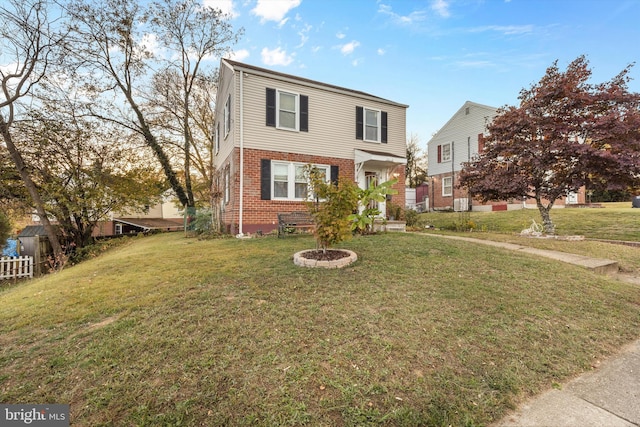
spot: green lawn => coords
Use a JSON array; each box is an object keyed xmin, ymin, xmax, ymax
[
  {"xmin": 418, "ymin": 202, "xmax": 640, "ymax": 241},
  {"xmin": 1, "ymin": 230, "xmax": 639, "ymax": 426}
]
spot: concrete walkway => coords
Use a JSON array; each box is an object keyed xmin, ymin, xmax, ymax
[
  {"xmin": 421, "ymin": 233, "xmax": 620, "ymax": 275},
  {"xmin": 421, "ymin": 233, "xmax": 640, "ymax": 426},
  {"xmin": 494, "ymin": 339, "xmax": 640, "ymax": 427}
]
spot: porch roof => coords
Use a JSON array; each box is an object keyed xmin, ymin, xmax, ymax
[{"xmin": 354, "ymin": 149, "xmax": 406, "ymax": 170}]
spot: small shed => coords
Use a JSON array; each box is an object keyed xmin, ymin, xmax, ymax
[{"xmin": 17, "ymin": 225, "xmax": 61, "ymax": 276}]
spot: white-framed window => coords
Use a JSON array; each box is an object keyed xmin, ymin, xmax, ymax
[
  {"xmin": 364, "ymin": 107, "xmax": 381, "ymax": 142},
  {"xmin": 224, "ymin": 95, "xmax": 231, "ymax": 137},
  {"xmin": 115, "ymin": 223, "xmax": 123, "ymax": 235},
  {"xmin": 441, "ymin": 142, "xmax": 452, "ymax": 162},
  {"xmin": 224, "ymin": 167, "xmax": 230, "ymax": 204},
  {"xmin": 277, "ymin": 90, "xmax": 299, "ymax": 131},
  {"xmin": 214, "ymin": 122, "xmax": 220, "ymax": 154},
  {"xmin": 442, "ymin": 176, "xmax": 453, "ymax": 197},
  {"xmin": 271, "ymin": 161, "xmax": 329, "ymax": 200}
]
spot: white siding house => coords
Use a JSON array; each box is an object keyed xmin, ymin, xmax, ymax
[{"xmin": 427, "ymin": 101, "xmax": 498, "ymax": 211}]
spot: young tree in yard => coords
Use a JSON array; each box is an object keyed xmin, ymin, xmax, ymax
[
  {"xmin": 406, "ymin": 133, "xmax": 428, "ymax": 188},
  {"xmin": 305, "ymin": 166, "xmax": 359, "ymax": 252},
  {"xmin": 459, "ymin": 56, "xmax": 640, "ymax": 234},
  {"xmin": 0, "ymin": 0, "xmax": 67, "ymax": 267}
]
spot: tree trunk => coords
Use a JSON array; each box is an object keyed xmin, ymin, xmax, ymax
[
  {"xmin": 123, "ymin": 90, "xmax": 191, "ymax": 208},
  {"xmin": 535, "ymin": 195, "xmax": 556, "ymax": 235},
  {"xmin": 1, "ymin": 116, "xmax": 66, "ymax": 268}
]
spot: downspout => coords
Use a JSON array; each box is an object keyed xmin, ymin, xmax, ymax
[
  {"xmin": 451, "ymin": 141, "xmax": 455, "ymax": 211},
  {"xmin": 238, "ymin": 71, "xmax": 245, "ymax": 237}
]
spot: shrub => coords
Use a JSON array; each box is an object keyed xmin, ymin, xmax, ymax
[
  {"xmin": 405, "ymin": 209, "xmax": 419, "ymax": 228},
  {"xmin": 348, "ymin": 179, "xmax": 399, "ymax": 234}
]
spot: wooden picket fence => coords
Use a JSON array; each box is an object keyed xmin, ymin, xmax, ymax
[{"xmin": 0, "ymin": 256, "xmax": 34, "ymax": 280}]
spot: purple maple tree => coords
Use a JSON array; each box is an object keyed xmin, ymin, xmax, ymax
[{"xmin": 459, "ymin": 56, "xmax": 640, "ymax": 234}]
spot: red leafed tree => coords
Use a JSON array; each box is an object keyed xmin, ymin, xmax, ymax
[{"xmin": 459, "ymin": 56, "xmax": 640, "ymax": 234}]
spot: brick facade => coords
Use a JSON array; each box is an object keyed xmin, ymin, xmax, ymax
[
  {"xmin": 221, "ymin": 148, "xmax": 364, "ymax": 234},
  {"xmin": 430, "ymin": 171, "xmax": 586, "ymax": 211}
]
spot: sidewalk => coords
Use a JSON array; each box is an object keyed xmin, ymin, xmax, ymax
[
  {"xmin": 421, "ymin": 233, "xmax": 640, "ymax": 426},
  {"xmin": 494, "ymin": 339, "xmax": 640, "ymax": 427}
]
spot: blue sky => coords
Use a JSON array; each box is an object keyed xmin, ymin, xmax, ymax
[{"xmin": 211, "ymin": 0, "xmax": 640, "ymax": 147}]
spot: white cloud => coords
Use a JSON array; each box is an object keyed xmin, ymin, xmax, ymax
[
  {"xmin": 225, "ymin": 49, "xmax": 250, "ymax": 61},
  {"xmin": 203, "ymin": 0, "xmax": 239, "ymax": 18},
  {"xmin": 377, "ymin": 48, "xmax": 386, "ymax": 55},
  {"xmin": 431, "ymin": 0, "xmax": 450, "ymax": 18},
  {"xmin": 352, "ymin": 59, "xmax": 361, "ymax": 67},
  {"xmin": 278, "ymin": 17, "xmax": 290, "ymax": 28},
  {"xmin": 139, "ymin": 33, "xmax": 165, "ymax": 58},
  {"xmin": 336, "ymin": 31, "xmax": 346, "ymax": 39},
  {"xmin": 252, "ymin": 0, "xmax": 301, "ymax": 24},
  {"xmin": 261, "ymin": 47, "xmax": 294, "ymax": 66},
  {"xmin": 296, "ymin": 23, "xmax": 313, "ymax": 48},
  {"xmin": 455, "ymin": 60, "xmax": 493, "ymax": 68},
  {"xmin": 340, "ymin": 40, "xmax": 360, "ymax": 55},
  {"xmin": 377, "ymin": 3, "xmax": 428, "ymax": 25},
  {"xmin": 469, "ymin": 25, "xmax": 534, "ymax": 35}
]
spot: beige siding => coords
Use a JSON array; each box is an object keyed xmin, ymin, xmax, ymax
[
  {"xmin": 222, "ymin": 70, "xmax": 406, "ymax": 163},
  {"xmin": 245, "ymin": 73, "xmax": 405, "ymax": 159},
  {"xmin": 214, "ymin": 63, "xmax": 237, "ymax": 171}
]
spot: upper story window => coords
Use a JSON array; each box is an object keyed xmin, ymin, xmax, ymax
[
  {"xmin": 224, "ymin": 95, "xmax": 231, "ymax": 137},
  {"xmin": 356, "ymin": 106, "xmax": 388, "ymax": 143},
  {"xmin": 278, "ymin": 91, "xmax": 298, "ymax": 130},
  {"xmin": 214, "ymin": 122, "xmax": 220, "ymax": 154},
  {"xmin": 438, "ymin": 142, "xmax": 452, "ymax": 163},
  {"xmin": 365, "ymin": 108, "xmax": 380, "ymax": 141},
  {"xmin": 266, "ymin": 88, "xmax": 309, "ymax": 132}
]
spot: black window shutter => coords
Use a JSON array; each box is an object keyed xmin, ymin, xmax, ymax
[
  {"xmin": 381, "ymin": 111, "xmax": 388, "ymax": 143},
  {"xmin": 300, "ymin": 95, "xmax": 308, "ymax": 132},
  {"xmin": 355, "ymin": 106, "xmax": 363, "ymax": 140},
  {"xmin": 266, "ymin": 88, "xmax": 276, "ymax": 127},
  {"xmin": 330, "ymin": 165, "xmax": 339, "ymax": 185},
  {"xmin": 260, "ymin": 159, "xmax": 271, "ymax": 200}
]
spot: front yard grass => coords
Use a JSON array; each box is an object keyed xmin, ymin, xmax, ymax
[
  {"xmin": 1, "ymin": 231, "xmax": 639, "ymax": 426},
  {"xmin": 419, "ymin": 202, "xmax": 640, "ymax": 240}
]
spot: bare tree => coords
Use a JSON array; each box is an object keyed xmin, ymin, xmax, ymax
[
  {"xmin": 64, "ymin": 0, "xmax": 241, "ymax": 212},
  {"xmin": 147, "ymin": 0, "xmax": 242, "ymax": 208},
  {"xmin": 405, "ymin": 133, "xmax": 428, "ymax": 188},
  {"xmin": 0, "ymin": 0, "xmax": 66, "ymax": 267}
]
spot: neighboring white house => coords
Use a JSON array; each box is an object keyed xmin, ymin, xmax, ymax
[
  {"xmin": 427, "ymin": 100, "xmax": 585, "ymax": 211},
  {"xmin": 427, "ymin": 101, "xmax": 498, "ymax": 211}
]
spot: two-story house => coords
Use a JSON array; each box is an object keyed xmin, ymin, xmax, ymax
[
  {"xmin": 427, "ymin": 101, "xmax": 498, "ymax": 211},
  {"xmin": 427, "ymin": 100, "xmax": 585, "ymax": 211},
  {"xmin": 214, "ymin": 59, "xmax": 407, "ymax": 235}
]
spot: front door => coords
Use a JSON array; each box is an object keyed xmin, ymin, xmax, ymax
[{"xmin": 365, "ymin": 172, "xmax": 378, "ymax": 210}]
